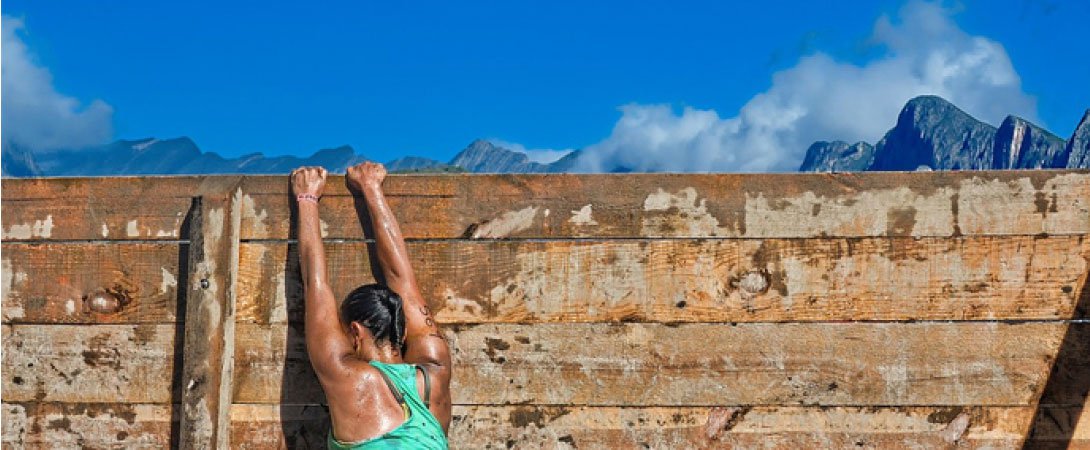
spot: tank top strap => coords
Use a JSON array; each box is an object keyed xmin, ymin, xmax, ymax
[
  {"xmin": 372, "ymin": 363, "xmax": 409, "ymax": 419},
  {"xmin": 416, "ymin": 365, "xmax": 432, "ymax": 408}
]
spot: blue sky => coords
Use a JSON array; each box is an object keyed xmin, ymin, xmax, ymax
[{"xmin": 2, "ymin": 0, "xmax": 1088, "ymax": 170}]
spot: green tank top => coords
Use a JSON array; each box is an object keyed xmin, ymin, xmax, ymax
[{"xmin": 328, "ymin": 361, "xmax": 449, "ymax": 450}]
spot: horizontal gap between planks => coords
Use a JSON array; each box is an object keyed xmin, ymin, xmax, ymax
[
  {"xmin": 233, "ymin": 402, "xmax": 1090, "ymax": 409},
  {"xmin": 3, "ymin": 320, "xmax": 1088, "ymax": 326},
  {"xmin": 1, "ymin": 239, "xmax": 190, "ymax": 245},
  {"xmin": 241, "ymin": 233, "xmax": 1090, "ymax": 244}
]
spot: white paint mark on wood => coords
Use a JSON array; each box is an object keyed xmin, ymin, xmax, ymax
[
  {"xmin": 471, "ymin": 206, "xmax": 539, "ymax": 238},
  {"xmin": 941, "ymin": 412, "xmax": 971, "ymax": 443},
  {"xmin": 160, "ymin": 268, "xmax": 178, "ymax": 295},
  {"xmin": 127, "ymin": 220, "xmax": 140, "ymax": 237},
  {"xmin": 65, "ymin": 299, "xmax": 76, "ymax": 315},
  {"xmin": 241, "ymin": 195, "xmax": 269, "ymax": 237},
  {"xmin": 442, "ymin": 288, "xmax": 483, "ymax": 316},
  {"xmin": 2, "ymin": 258, "xmax": 26, "ymax": 320},
  {"xmin": 568, "ymin": 204, "xmax": 598, "ymax": 226},
  {"xmin": 3, "ymin": 215, "xmax": 55, "ymax": 239},
  {"xmin": 642, "ymin": 188, "xmax": 727, "ymax": 236},
  {"xmin": 101, "ymin": 223, "xmax": 110, "ymax": 238}
]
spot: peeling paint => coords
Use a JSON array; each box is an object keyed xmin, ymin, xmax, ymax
[
  {"xmin": 2, "ymin": 258, "xmax": 26, "ymax": 320},
  {"xmin": 642, "ymin": 187, "xmax": 728, "ymax": 236},
  {"xmin": 159, "ymin": 268, "xmax": 178, "ymax": 295},
  {"xmin": 940, "ymin": 412, "xmax": 971, "ymax": 443},
  {"xmin": 242, "ymin": 195, "xmax": 269, "ymax": 237},
  {"xmin": 470, "ymin": 206, "xmax": 539, "ymax": 239},
  {"xmin": 568, "ymin": 204, "xmax": 598, "ymax": 226},
  {"xmin": 126, "ymin": 220, "xmax": 140, "ymax": 237},
  {"xmin": 4, "ymin": 215, "xmax": 55, "ymax": 239},
  {"xmin": 442, "ymin": 288, "xmax": 485, "ymax": 316},
  {"xmin": 745, "ymin": 188, "xmax": 951, "ymax": 238}
]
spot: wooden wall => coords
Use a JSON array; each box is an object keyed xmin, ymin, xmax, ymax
[{"xmin": 2, "ymin": 171, "xmax": 1089, "ymax": 449}]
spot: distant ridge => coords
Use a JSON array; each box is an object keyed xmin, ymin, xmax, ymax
[
  {"xmin": 3, "ymin": 95, "xmax": 1087, "ymax": 177},
  {"xmin": 801, "ymin": 95, "xmax": 1088, "ymax": 172}
]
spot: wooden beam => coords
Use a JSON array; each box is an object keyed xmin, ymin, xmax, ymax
[
  {"xmin": 1, "ymin": 177, "xmax": 200, "ymax": 241},
  {"xmin": 3, "ymin": 402, "xmax": 174, "ymax": 448},
  {"xmin": 223, "ymin": 404, "xmax": 1087, "ymax": 449},
  {"xmin": 235, "ymin": 236, "xmax": 1089, "ymax": 325},
  {"xmin": 2, "ymin": 243, "xmax": 183, "ymax": 324},
  {"xmin": 178, "ymin": 179, "xmax": 242, "ymax": 450},
  {"xmin": 236, "ymin": 171, "xmax": 1090, "ymax": 239},
  {"xmin": 1, "ymin": 324, "xmax": 176, "ymax": 403},
  {"xmin": 10, "ymin": 403, "xmax": 1083, "ymax": 449},
  {"xmin": 230, "ymin": 322, "xmax": 1076, "ymax": 407}
]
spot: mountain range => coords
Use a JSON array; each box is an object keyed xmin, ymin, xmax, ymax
[
  {"xmin": 800, "ymin": 95, "xmax": 1088, "ymax": 172},
  {"xmin": 2, "ymin": 96, "xmax": 1088, "ymax": 177}
]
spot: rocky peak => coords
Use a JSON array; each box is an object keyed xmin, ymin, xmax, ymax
[
  {"xmin": 992, "ymin": 116, "xmax": 1067, "ymax": 169},
  {"xmin": 799, "ymin": 141, "xmax": 875, "ymax": 172},
  {"xmin": 869, "ymin": 95, "xmax": 996, "ymax": 171},
  {"xmin": 1066, "ymin": 109, "xmax": 1090, "ymax": 169}
]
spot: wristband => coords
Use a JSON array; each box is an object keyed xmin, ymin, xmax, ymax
[{"xmin": 296, "ymin": 193, "xmax": 320, "ymax": 203}]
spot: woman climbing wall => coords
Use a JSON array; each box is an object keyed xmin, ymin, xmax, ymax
[{"xmin": 292, "ymin": 162, "xmax": 452, "ymax": 449}]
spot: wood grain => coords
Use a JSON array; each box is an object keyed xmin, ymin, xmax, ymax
[
  {"xmin": 2, "ymin": 402, "xmax": 173, "ymax": 449},
  {"xmin": 223, "ymin": 404, "xmax": 1090, "ymax": 449},
  {"xmin": 1, "ymin": 177, "xmax": 201, "ymax": 242},
  {"xmin": 1, "ymin": 243, "xmax": 183, "ymax": 324},
  {"xmin": 236, "ymin": 171, "xmax": 1090, "ymax": 239},
  {"xmin": 1, "ymin": 324, "xmax": 176, "ymax": 403},
  {"xmin": 236, "ymin": 235, "xmax": 1089, "ymax": 325},
  {"xmin": 231, "ymin": 322, "xmax": 1076, "ymax": 407},
  {"xmin": 9, "ymin": 403, "xmax": 1084, "ymax": 449},
  {"xmin": 179, "ymin": 186, "xmax": 241, "ymax": 450}
]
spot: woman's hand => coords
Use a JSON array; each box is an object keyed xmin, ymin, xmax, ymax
[
  {"xmin": 291, "ymin": 166, "xmax": 327, "ymax": 198},
  {"xmin": 346, "ymin": 162, "xmax": 387, "ymax": 191}
]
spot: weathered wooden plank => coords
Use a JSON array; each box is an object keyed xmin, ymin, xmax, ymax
[
  {"xmin": 179, "ymin": 183, "xmax": 242, "ymax": 450},
  {"xmin": 237, "ymin": 171, "xmax": 1090, "ymax": 239},
  {"xmin": 1, "ymin": 177, "xmax": 201, "ymax": 241},
  {"xmin": 236, "ymin": 235, "xmax": 1089, "ymax": 325},
  {"xmin": 1, "ymin": 243, "xmax": 183, "ymax": 324},
  {"xmin": 1, "ymin": 324, "xmax": 176, "ymax": 403},
  {"xmin": 0, "ymin": 198, "xmax": 194, "ymax": 242},
  {"xmin": 9, "ymin": 403, "xmax": 1081, "ymax": 449},
  {"xmin": 231, "ymin": 322, "xmax": 1077, "ymax": 406},
  {"xmin": 1, "ymin": 176, "xmax": 205, "ymax": 200},
  {"xmin": 223, "ymin": 404, "xmax": 1090, "ymax": 449},
  {"xmin": 2, "ymin": 402, "xmax": 173, "ymax": 449}
]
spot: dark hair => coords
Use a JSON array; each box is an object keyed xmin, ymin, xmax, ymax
[{"xmin": 341, "ymin": 284, "xmax": 406, "ymax": 350}]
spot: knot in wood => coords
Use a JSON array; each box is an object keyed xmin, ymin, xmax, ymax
[{"xmin": 83, "ymin": 290, "xmax": 124, "ymax": 314}]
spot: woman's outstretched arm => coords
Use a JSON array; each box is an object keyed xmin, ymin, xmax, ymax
[
  {"xmin": 292, "ymin": 167, "xmax": 352, "ymax": 382},
  {"xmin": 346, "ymin": 163, "xmax": 451, "ymax": 368}
]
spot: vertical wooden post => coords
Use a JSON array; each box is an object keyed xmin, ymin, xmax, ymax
[{"xmin": 179, "ymin": 178, "xmax": 242, "ymax": 449}]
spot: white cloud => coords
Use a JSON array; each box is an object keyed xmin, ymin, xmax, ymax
[
  {"xmin": 487, "ymin": 138, "xmax": 573, "ymax": 164},
  {"xmin": 571, "ymin": 0, "xmax": 1037, "ymax": 173},
  {"xmin": 2, "ymin": 15, "xmax": 113, "ymax": 152}
]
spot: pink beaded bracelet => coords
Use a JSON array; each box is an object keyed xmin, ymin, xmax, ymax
[{"xmin": 296, "ymin": 194, "xmax": 320, "ymax": 203}]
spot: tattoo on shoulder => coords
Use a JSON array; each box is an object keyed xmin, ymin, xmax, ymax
[{"xmin": 420, "ymin": 305, "xmax": 438, "ymax": 330}]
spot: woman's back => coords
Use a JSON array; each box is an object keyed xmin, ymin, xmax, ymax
[{"xmin": 327, "ymin": 362, "xmax": 448, "ymax": 450}]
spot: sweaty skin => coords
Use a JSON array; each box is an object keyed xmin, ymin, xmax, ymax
[{"xmin": 292, "ymin": 163, "xmax": 452, "ymax": 444}]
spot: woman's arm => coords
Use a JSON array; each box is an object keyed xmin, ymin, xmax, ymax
[
  {"xmin": 292, "ymin": 167, "xmax": 352, "ymax": 381},
  {"xmin": 346, "ymin": 163, "xmax": 451, "ymax": 369}
]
